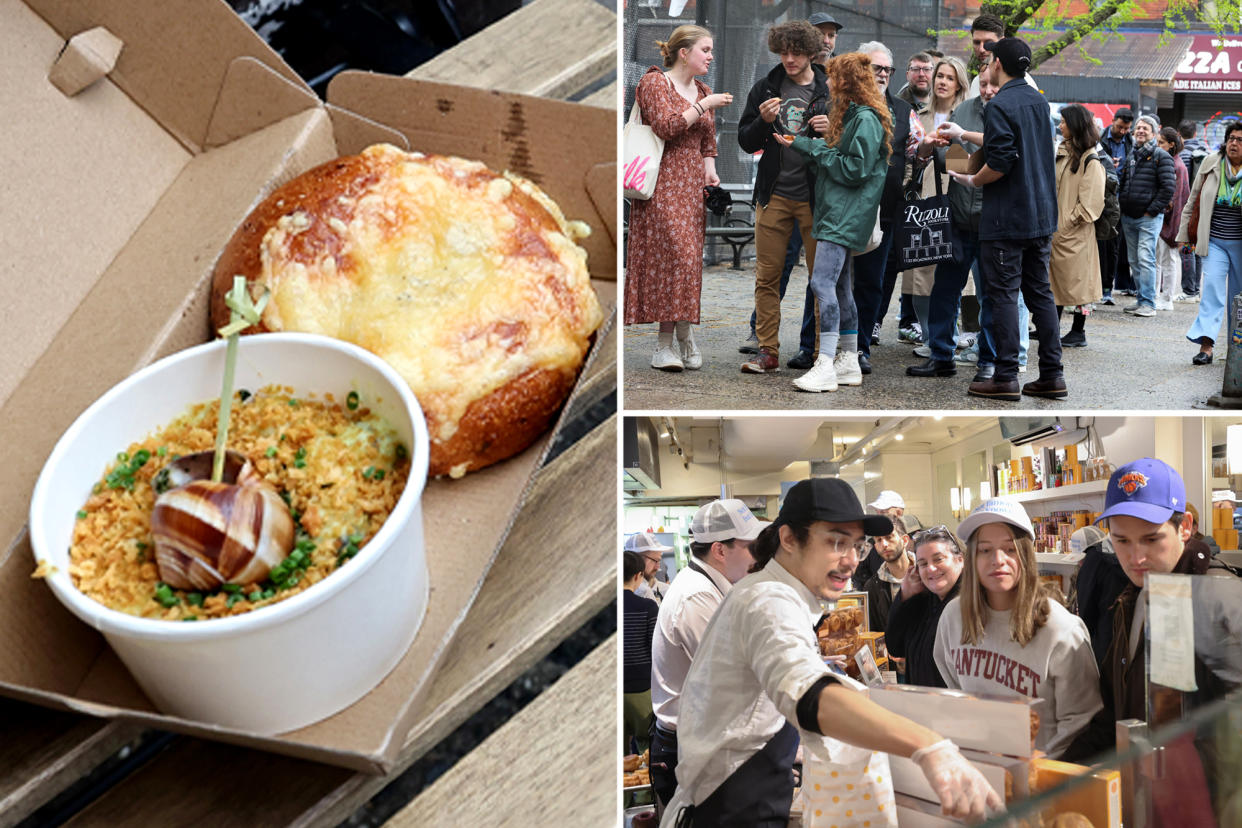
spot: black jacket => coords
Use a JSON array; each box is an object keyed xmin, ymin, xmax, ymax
[
  {"xmin": 878, "ymin": 88, "xmax": 913, "ymax": 223},
  {"xmin": 1119, "ymin": 140, "xmax": 1176, "ymax": 218},
  {"xmin": 862, "ymin": 566, "xmax": 905, "ymax": 633},
  {"xmin": 737, "ymin": 63, "xmax": 830, "ymax": 207},
  {"xmin": 886, "ymin": 578, "xmax": 961, "ymax": 687},
  {"xmin": 978, "ymin": 78, "xmax": 1058, "ymax": 241}
]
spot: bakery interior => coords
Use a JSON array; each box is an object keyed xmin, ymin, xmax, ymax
[{"xmin": 622, "ymin": 414, "xmax": 1242, "ymax": 827}]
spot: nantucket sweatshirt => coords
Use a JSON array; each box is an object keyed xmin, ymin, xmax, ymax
[{"xmin": 933, "ymin": 597, "xmax": 1103, "ymax": 758}]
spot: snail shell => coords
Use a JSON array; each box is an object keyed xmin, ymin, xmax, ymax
[{"xmin": 151, "ymin": 453, "xmax": 294, "ymax": 591}]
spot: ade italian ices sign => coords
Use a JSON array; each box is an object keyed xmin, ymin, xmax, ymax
[{"xmin": 1174, "ymin": 35, "xmax": 1242, "ymax": 92}]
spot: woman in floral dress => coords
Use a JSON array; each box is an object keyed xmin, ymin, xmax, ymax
[{"xmin": 625, "ymin": 25, "xmax": 733, "ymax": 371}]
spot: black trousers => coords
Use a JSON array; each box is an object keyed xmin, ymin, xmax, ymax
[
  {"xmin": 852, "ymin": 222, "xmax": 896, "ymax": 358},
  {"xmin": 980, "ymin": 235, "xmax": 1063, "ymax": 383},
  {"xmin": 649, "ymin": 720, "xmax": 679, "ymax": 810}
]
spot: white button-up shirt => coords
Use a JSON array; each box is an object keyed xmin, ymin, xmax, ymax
[
  {"xmin": 662, "ymin": 558, "xmax": 876, "ymax": 825},
  {"xmin": 651, "ymin": 559, "xmax": 733, "ymax": 730}
]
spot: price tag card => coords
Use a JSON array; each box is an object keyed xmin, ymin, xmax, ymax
[
  {"xmin": 855, "ymin": 645, "xmax": 885, "ymax": 688},
  {"xmin": 1147, "ymin": 573, "xmax": 1197, "ymax": 692}
]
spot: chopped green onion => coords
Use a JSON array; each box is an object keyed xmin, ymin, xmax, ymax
[
  {"xmin": 221, "ymin": 583, "xmax": 242, "ymax": 594},
  {"xmin": 288, "ymin": 398, "xmax": 300, "ymax": 407},
  {"xmin": 154, "ymin": 583, "xmax": 179, "ymax": 608},
  {"xmin": 363, "ymin": 466, "xmax": 375, "ymax": 479},
  {"xmin": 374, "ymin": 469, "xmax": 385, "ymax": 481},
  {"xmin": 92, "ymin": 483, "xmax": 102, "ymax": 494},
  {"xmin": 265, "ymin": 446, "xmax": 277, "ymax": 458},
  {"xmin": 279, "ymin": 490, "xmax": 292, "ymax": 507},
  {"xmin": 261, "ymin": 588, "xmax": 275, "ymax": 600},
  {"xmin": 226, "ymin": 593, "xmax": 242, "ymax": 608},
  {"xmin": 346, "ymin": 391, "xmax": 360, "ymax": 410},
  {"xmin": 183, "ymin": 615, "xmax": 198, "ymax": 622},
  {"xmin": 248, "ymin": 590, "xmax": 262, "ymax": 602},
  {"xmin": 294, "ymin": 447, "xmax": 307, "ymax": 469},
  {"xmin": 132, "ymin": 449, "xmax": 151, "ymax": 465},
  {"xmin": 76, "ymin": 510, "xmax": 87, "ymax": 520},
  {"xmin": 238, "ymin": 389, "xmax": 252, "ymax": 402},
  {"xmin": 186, "ymin": 592, "xmax": 204, "ymax": 606},
  {"xmin": 157, "ymin": 446, "xmax": 168, "ymax": 457},
  {"xmin": 117, "ymin": 451, "xmax": 129, "ymax": 462},
  {"xmin": 152, "ymin": 467, "xmax": 172, "ymax": 494},
  {"xmin": 135, "ymin": 541, "xmax": 148, "ymax": 551},
  {"xmin": 395, "ymin": 443, "xmax": 408, "ymax": 461}
]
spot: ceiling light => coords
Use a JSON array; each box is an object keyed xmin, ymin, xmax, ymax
[{"xmin": 894, "ymin": 434, "xmax": 904, "ymax": 441}]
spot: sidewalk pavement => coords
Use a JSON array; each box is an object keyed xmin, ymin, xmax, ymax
[{"xmin": 622, "ymin": 261, "xmax": 1225, "ymax": 411}]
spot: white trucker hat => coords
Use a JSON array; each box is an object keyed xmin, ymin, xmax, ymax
[
  {"xmin": 868, "ymin": 490, "xmax": 905, "ymax": 511},
  {"xmin": 624, "ymin": 532, "xmax": 673, "ymax": 554},
  {"xmin": 691, "ymin": 499, "xmax": 767, "ymax": 543},
  {"xmin": 955, "ymin": 497, "xmax": 1035, "ymax": 542}
]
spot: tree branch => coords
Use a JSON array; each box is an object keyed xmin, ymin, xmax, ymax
[
  {"xmin": 980, "ymin": 0, "xmax": 1050, "ymax": 34},
  {"xmin": 1029, "ymin": 0, "xmax": 1128, "ymax": 69}
]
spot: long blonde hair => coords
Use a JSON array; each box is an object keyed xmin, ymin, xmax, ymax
[
  {"xmin": 656, "ymin": 25, "xmax": 712, "ymax": 69},
  {"xmin": 959, "ymin": 523, "xmax": 1052, "ymax": 646},
  {"xmin": 932, "ymin": 56, "xmax": 968, "ymax": 114}
]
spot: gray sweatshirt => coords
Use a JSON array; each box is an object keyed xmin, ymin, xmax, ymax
[{"xmin": 933, "ymin": 597, "xmax": 1103, "ymax": 758}]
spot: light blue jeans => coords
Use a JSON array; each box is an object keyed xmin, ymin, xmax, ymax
[
  {"xmin": 1121, "ymin": 214, "xmax": 1162, "ymax": 309},
  {"xmin": 1186, "ymin": 238, "xmax": 1242, "ymax": 345}
]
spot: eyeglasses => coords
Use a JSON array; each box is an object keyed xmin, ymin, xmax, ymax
[
  {"xmin": 912, "ymin": 524, "xmax": 951, "ymax": 540},
  {"xmin": 1227, "ymin": 136, "xmax": 1242, "ymax": 144},
  {"xmin": 909, "ymin": 65, "xmax": 934, "ymax": 75},
  {"xmin": 871, "ymin": 65, "xmax": 895, "ymax": 76},
  {"xmin": 643, "ymin": 554, "xmax": 661, "ymax": 565}
]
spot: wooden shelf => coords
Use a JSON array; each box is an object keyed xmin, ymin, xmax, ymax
[{"xmin": 1004, "ymin": 479, "xmax": 1109, "ymax": 504}]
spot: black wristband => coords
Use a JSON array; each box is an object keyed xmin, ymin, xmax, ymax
[{"xmin": 796, "ymin": 674, "xmax": 840, "ymax": 735}]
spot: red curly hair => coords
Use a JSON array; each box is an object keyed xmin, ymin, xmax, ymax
[{"xmin": 823, "ymin": 53, "xmax": 892, "ymax": 161}]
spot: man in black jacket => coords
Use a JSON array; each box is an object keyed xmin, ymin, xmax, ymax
[
  {"xmin": 948, "ymin": 37, "xmax": 1063, "ymax": 402},
  {"xmin": 737, "ymin": 21, "xmax": 830, "ymax": 374},
  {"xmin": 852, "ymin": 40, "xmax": 924, "ymax": 375},
  {"xmin": 1118, "ymin": 115, "xmax": 1176, "ymax": 317}
]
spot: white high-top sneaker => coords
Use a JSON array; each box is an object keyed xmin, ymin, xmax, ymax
[
  {"xmin": 678, "ymin": 331, "xmax": 702, "ymax": 370},
  {"xmin": 652, "ymin": 345, "xmax": 684, "ymax": 372},
  {"xmin": 834, "ymin": 351, "xmax": 863, "ymax": 386},
  {"xmin": 792, "ymin": 353, "xmax": 838, "ymax": 392}
]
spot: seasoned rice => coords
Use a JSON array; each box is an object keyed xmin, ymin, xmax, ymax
[{"xmin": 58, "ymin": 386, "xmax": 409, "ymax": 620}]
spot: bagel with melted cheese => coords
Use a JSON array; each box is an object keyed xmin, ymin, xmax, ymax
[{"xmin": 210, "ymin": 144, "xmax": 604, "ymax": 477}]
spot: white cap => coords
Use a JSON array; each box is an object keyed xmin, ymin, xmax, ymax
[
  {"xmin": 624, "ymin": 532, "xmax": 673, "ymax": 554},
  {"xmin": 1069, "ymin": 525, "xmax": 1105, "ymax": 555},
  {"xmin": 955, "ymin": 497, "xmax": 1035, "ymax": 542},
  {"xmin": 1212, "ymin": 490, "xmax": 1237, "ymax": 503},
  {"xmin": 868, "ymin": 490, "xmax": 905, "ymax": 511},
  {"xmin": 691, "ymin": 499, "xmax": 766, "ymax": 543}
]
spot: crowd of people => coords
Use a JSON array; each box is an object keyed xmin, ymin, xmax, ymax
[
  {"xmin": 624, "ymin": 13, "xmax": 1242, "ymax": 400},
  {"xmin": 621, "ymin": 460, "xmax": 1239, "ymax": 826}
]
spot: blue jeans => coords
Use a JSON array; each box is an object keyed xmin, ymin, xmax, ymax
[
  {"xmin": 1121, "ymin": 214, "xmax": 1162, "ymax": 309},
  {"xmin": 1186, "ymin": 238, "xmax": 1242, "ymax": 345},
  {"xmin": 929, "ymin": 230, "xmax": 996, "ymax": 364},
  {"xmin": 749, "ymin": 221, "xmax": 817, "ymax": 354}
]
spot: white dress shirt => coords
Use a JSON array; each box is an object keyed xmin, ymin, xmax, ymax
[
  {"xmin": 661, "ymin": 558, "xmax": 882, "ymax": 826},
  {"xmin": 651, "ymin": 559, "xmax": 733, "ymax": 730}
]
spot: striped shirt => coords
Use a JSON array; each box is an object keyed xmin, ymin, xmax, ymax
[
  {"xmin": 623, "ymin": 588, "xmax": 659, "ymax": 694},
  {"xmin": 1210, "ymin": 201, "xmax": 1242, "ymax": 240}
]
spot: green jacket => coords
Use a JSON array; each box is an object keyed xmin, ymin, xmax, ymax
[{"xmin": 790, "ymin": 103, "xmax": 888, "ymax": 251}]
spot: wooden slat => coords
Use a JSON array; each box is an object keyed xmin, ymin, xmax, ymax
[
  {"xmin": 581, "ymin": 80, "xmax": 617, "ymax": 108},
  {"xmin": 57, "ymin": 416, "xmax": 616, "ymax": 826},
  {"xmin": 0, "ymin": 701, "xmax": 141, "ymax": 828},
  {"xmin": 405, "ymin": 0, "xmax": 616, "ymax": 100},
  {"xmin": 390, "ymin": 637, "xmax": 617, "ymax": 827}
]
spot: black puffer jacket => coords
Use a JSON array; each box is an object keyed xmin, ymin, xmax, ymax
[
  {"xmin": 1119, "ymin": 140, "xmax": 1175, "ymax": 218},
  {"xmin": 885, "ymin": 577, "xmax": 960, "ymax": 687},
  {"xmin": 737, "ymin": 62, "xmax": 830, "ymax": 207}
]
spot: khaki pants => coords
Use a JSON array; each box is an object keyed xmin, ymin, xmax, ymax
[{"xmin": 754, "ymin": 194, "xmax": 817, "ymax": 351}]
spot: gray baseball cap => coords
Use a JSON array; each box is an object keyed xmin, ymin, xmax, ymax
[{"xmin": 808, "ymin": 12, "xmax": 843, "ymax": 31}]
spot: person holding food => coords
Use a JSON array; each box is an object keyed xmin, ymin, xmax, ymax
[
  {"xmin": 625, "ymin": 25, "xmax": 733, "ymax": 372},
  {"xmin": 933, "ymin": 498, "xmax": 1102, "ymax": 758},
  {"xmin": 661, "ymin": 478, "xmax": 1003, "ymax": 827},
  {"xmin": 885, "ymin": 525, "xmax": 965, "ymax": 687},
  {"xmin": 777, "ymin": 52, "xmax": 890, "ymax": 393}
]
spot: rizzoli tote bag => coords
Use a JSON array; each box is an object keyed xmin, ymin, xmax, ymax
[{"xmin": 897, "ymin": 154, "xmax": 957, "ymax": 269}]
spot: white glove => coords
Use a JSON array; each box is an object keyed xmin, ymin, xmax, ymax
[
  {"xmin": 938, "ymin": 121, "xmax": 965, "ymax": 141},
  {"xmin": 911, "ymin": 739, "xmax": 1005, "ymax": 823}
]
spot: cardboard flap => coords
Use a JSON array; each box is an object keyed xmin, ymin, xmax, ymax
[
  {"xmin": 326, "ymin": 71, "xmax": 617, "ymax": 281},
  {"xmin": 585, "ymin": 162, "xmax": 617, "ymax": 247},
  {"xmin": 48, "ymin": 25, "xmax": 122, "ymax": 96},
  {"xmin": 204, "ymin": 57, "xmax": 320, "ymax": 150},
  {"xmin": 325, "ymin": 103, "xmax": 411, "ymax": 156},
  {"xmin": 27, "ymin": 0, "xmax": 311, "ymax": 150}
]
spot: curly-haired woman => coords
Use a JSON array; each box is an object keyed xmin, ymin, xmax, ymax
[{"xmin": 777, "ymin": 53, "xmax": 890, "ymax": 392}]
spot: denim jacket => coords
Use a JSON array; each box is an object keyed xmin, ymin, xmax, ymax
[{"xmin": 978, "ymin": 78, "xmax": 1058, "ymax": 241}]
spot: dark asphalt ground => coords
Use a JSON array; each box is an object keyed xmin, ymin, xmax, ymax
[{"xmin": 623, "ymin": 261, "xmax": 1231, "ymax": 412}]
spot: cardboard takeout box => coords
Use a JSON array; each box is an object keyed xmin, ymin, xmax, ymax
[{"xmin": 0, "ymin": 0, "xmax": 615, "ymax": 773}]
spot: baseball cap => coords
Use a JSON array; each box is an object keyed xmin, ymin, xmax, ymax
[
  {"xmin": 1212, "ymin": 489, "xmax": 1237, "ymax": 503},
  {"xmin": 1094, "ymin": 458, "xmax": 1186, "ymax": 526},
  {"xmin": 868, "ymin": 490, "xmax": 905, "ymax": 511},
  {"xmin": 1069, "ymin": 525, "xmax": 1105, "ymax": 555},
  {"xmin": 691, "ymin": 499, "xmax": 767, "ymax": 543},
  {"xmin": 955, "ymin": 497, "xmax": 1035, "ymax": 542},
  {"xmin": 774, "ymin": 478, "xmax": 892, "ymax": 536},
  {"xmin": 984, "ymin": 37, "xmax": 1032, "ymax": 76},
  {"xmin": 624, "ymin": 532, "xmax": 673, "ymax": 554},
  {"xmin": 808, "ymin": 11, "xmax": 843, "ymax": 31}
]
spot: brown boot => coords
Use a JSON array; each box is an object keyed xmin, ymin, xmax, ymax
[
  {"xmin": 967, "ymin": 377, "xmax": 1020, "ymax": 401},
  {"xmin": 1022, "ymin": 375, "xmax": 1068, "ymax": 399},
  {"xmin": 741, "ymin": 347, "xmax": 780, "ymax": 373}
]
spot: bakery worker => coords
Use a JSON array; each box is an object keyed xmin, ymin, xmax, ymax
[
  {"xmin": 661, "ymin": 478, "xmax": 1002, "ymax": 827},
  {"xmin": 649, "ymin": 499, "xmax": 765, "ymax": 810},
  {"xmin": 854, "ymin": 489, "xmax": 906, "ymax": 587},
  {"xmin": 627, "ymin": 532, "xmax": 673, "ymax": 604}
]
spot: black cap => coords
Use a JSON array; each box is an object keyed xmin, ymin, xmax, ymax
[
  {"xmin": 774, "ymin": 479, "xmax": 892, "ymax": 536},
  {"xmin": 808, "ymin": 12, "xmax": 843, "ymax": 31},
  {"xmin": 984, "ymin": 37, "xmax": 1032, "ymax": 77}
]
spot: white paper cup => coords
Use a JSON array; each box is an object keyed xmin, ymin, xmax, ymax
[{"xmin": 29, "ymin": 333, "xmax": 430, "ymax": 734}]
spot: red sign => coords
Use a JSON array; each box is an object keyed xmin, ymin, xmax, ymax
[{"xmin": 1173, "ymin": 35, "xmax": 1242, "ymax": 93}]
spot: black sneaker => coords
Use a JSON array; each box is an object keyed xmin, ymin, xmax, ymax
[
  {"xmin": 1060, "ymin": 329, "xmax": 1087, "ymax": 348},
  {"xmin": 871, "ymin": 322, "xmax": 881, "ymax": 345},
  {"xmin": 787, "ymin": 350, "xmax": 815, "ymax": 370}
]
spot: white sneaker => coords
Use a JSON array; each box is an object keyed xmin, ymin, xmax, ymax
[
  {"xmin": 956, "ymin": 332, "xmax": 977, "ymax": 350},
  {"xmin": 834, "ymin": 351, "xmax": 863, "ymax": 386},
  {"xmin": 678, "ymin": 333, "xmax": 702, "ymax": 370},
  {"xmin": 912, "ymin": 345, "xmax": 931, "ymax": 358},
  {"xmin": 1154, "ymin": 299, "xmax": 1173, "ymax": 310},
  {"xmin": 652, "ymin": 346, "xmax": 684, "ymax": 372},
  {"xmin": 1018, "ymin": 364, "xmax": 1027, "ymax": 373},
  {"xmin": 792, "ymin": 353, "xmax": 838, "ymax": 392}
]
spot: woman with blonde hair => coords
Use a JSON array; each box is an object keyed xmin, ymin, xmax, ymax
[
  {"xmin": 902, "ymin": 56, "xmax": 969, "ymax": 356},
  {"xmin": 777, "ymin": 52, "xmax": 891, "ymax": 392},
  {"xmin": 1050, "ymin": 103, "xmax": 1106, "ymax": 347},
  {"xmin": 933, "ymin": 499, "xmax": 1102, "ymax": 759},
  {"xmin": 624, "ymin": 26, "xmax": 733, "ymax": 372}
]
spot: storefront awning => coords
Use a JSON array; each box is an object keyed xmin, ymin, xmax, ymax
[{"xmin": 1027, "ymin": 31, "xmax": 1193, "ymax": 83}]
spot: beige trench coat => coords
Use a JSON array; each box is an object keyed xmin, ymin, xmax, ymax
[
  {"xmin": 1177, "ymin": 151, "xmax": 1225, "ymax": 257},
  {"xmin": 1049, "ymin": 145, "xmax": 1106, "ymax": 307}
]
